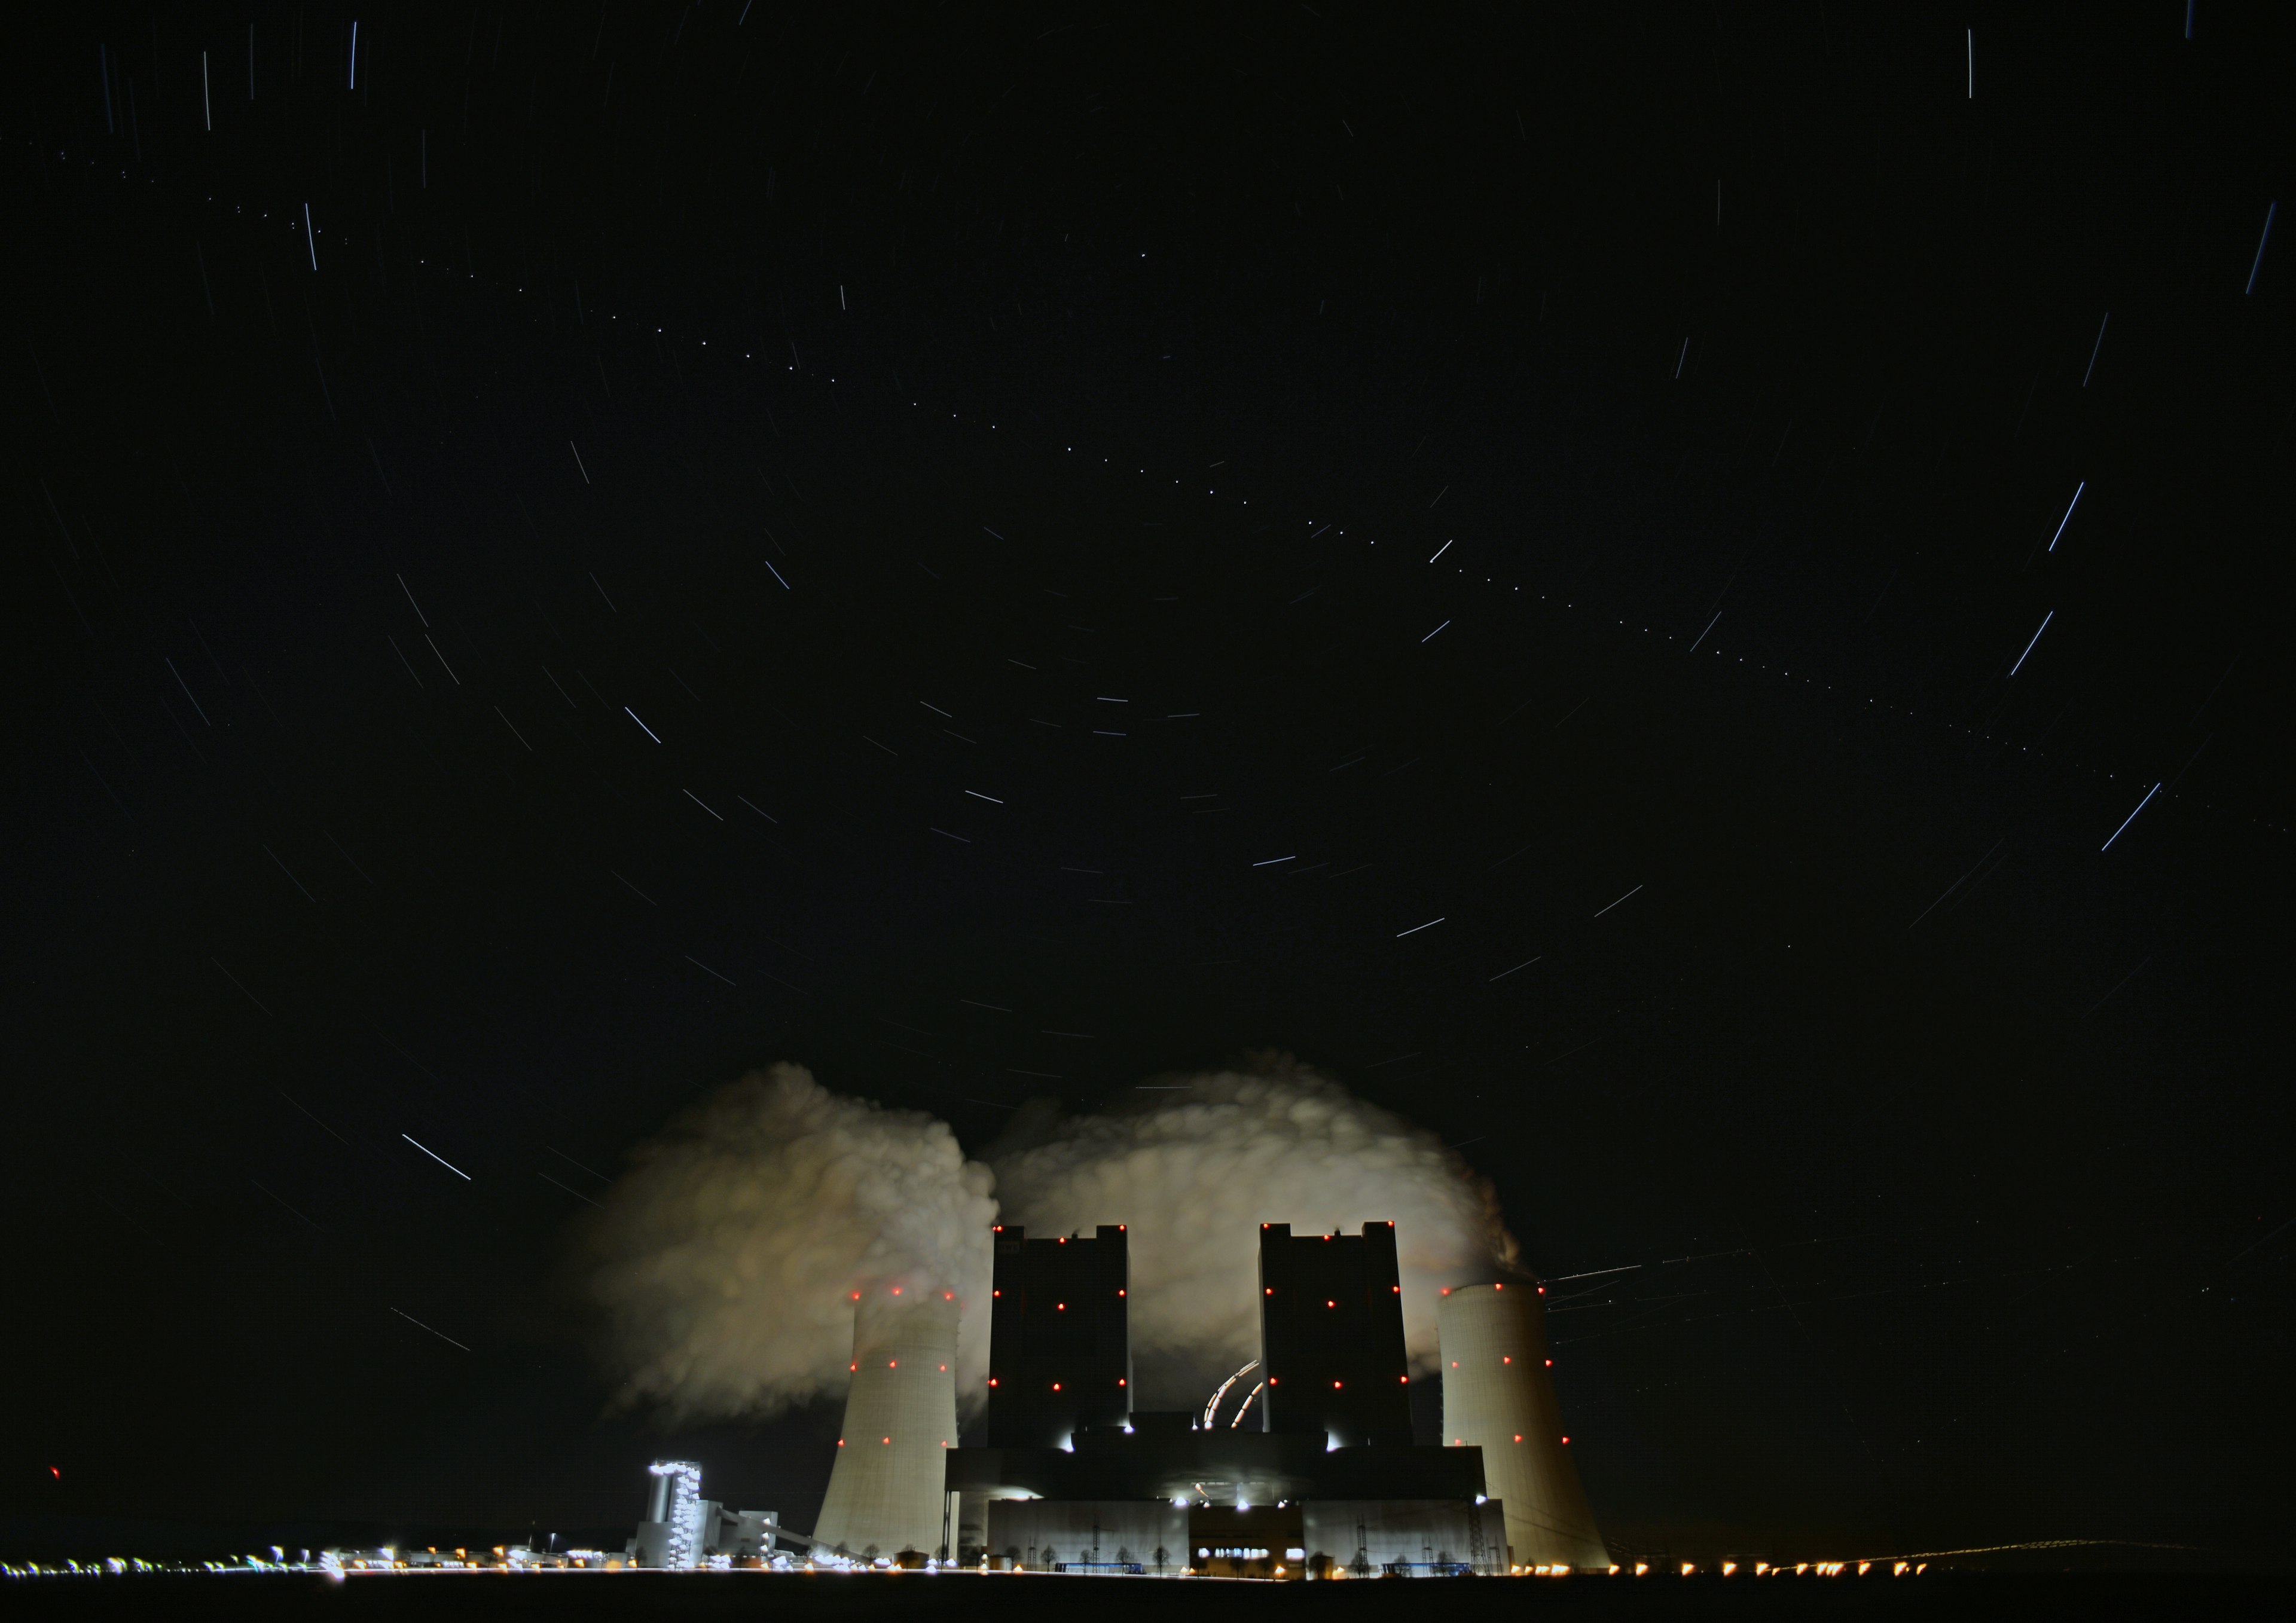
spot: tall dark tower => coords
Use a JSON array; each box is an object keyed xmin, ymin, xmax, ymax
[
  {"xmin": 984, "ymin": 1223, "xmax": 1131, "ymax": 1448},
  {"xmin": 1256, "ymin": 1221, "xmax": 1413, "ymax": 1447}
]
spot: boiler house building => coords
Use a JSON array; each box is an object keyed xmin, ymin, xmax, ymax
[{"xmin": 917, "ymin": 1218, "xmax": 1606, "ymax": 1576}]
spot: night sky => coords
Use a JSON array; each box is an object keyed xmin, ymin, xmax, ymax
[{"xmin": 8, "ymin": 2, "xmax": 2291, "ymax": 1569}]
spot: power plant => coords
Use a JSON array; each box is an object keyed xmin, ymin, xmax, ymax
[{"xmin": 653, "ymin": 1217, "xmax": 1610, "ymax": 1576}]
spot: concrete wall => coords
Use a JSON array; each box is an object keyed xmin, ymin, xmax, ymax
[
  {"xmin": 1300, "ymin": 1498, "xmax": 1507, "ymax": 1576},
  {"xmin": 814, "ymin": 1289, "xmax": 962, "ymax": 1559},
  {"xmin": 986, "ymin": 1499, "xmax": 1187, "ymax": 1573},
  {"xmin": 1437, "ymin": 1282, "xmax": 1610, "ymax": 1569}
]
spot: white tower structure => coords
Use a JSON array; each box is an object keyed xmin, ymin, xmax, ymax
[
  {"xmin": 813, "ymin": 1286, "xmax": 961, "ymax": 1560},
  {"xmin": 634, "ymin": 1460, "xmax": 706, "ymax": 1568},
  {"xmin": 1437, "ymin": 1281, "xmax": 1610, "ymax": 1570}
]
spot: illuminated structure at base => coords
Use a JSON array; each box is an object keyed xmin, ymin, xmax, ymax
[
  {"xmin": 1437, "ymin": 1281, "xmax": 1609, "ymax": 1570},
  {"xmin": 813, "ymin": 1287, "xmax": 962, "ymax": 1560}
]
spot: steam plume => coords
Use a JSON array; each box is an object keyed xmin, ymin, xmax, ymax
[
  {"xmin": 577, "ymin": 1063, "xmax": 996, "ymax": 1421},
  {"xmin": 578, "ymin": 1053, "xmax": 1515, "ymax": 1420},
  {"xmin": 990, "ymin": 1055, "xmax": 1518, "ymax": 1406}
]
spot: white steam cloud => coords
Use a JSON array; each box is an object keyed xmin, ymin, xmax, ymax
[
  {"xmin": 991, "ymin": 1056, "xmax": 1518, "ymax": 1406},
  {"xmin": 577, "ymin": 1053, "xmax": 1516, "ymax": 1420},
  {"xmin": 577, "ymin": 1063, "xmax": 997, "ymax": 1422}
]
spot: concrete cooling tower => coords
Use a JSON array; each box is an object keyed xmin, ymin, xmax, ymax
[
  {"xmin": 1437, "ymin": 1281, "xmax": 1610, "ymax": 1570},
  {"xmin": 813, "ymin": 1286, "xmax": 962, "ymax": 1560}
]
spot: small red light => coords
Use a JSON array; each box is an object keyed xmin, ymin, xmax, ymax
[
  {"xmin": 1265, "ymin": 1288, "xmax": 1273, "ymax": 1295},
  {"xmin": 1119, "ymin": 1379, "xmax": 1126, "ymax": 1386},
  {"xmin": 891, "ymin": 1286, "xmax": 902, "ymax": 1295},
  {"xmin": 1503, "ymin": 1357, "xmax": 1511, "ymax": 1364},
  {"xmin": 940, "ymin": 1365, "xmax": 948, "ymax": 1371},
  {"xmin": 989, "ymin": 1379, "xmax": 999, "ymax": 1386},
  {"xmin": 838, "ymin": 1439, "xmax": 845, "ymax": 1447},
  {"xmin": 882, "ymin": 1437, "xmax": 890, "ymax": 1445},
  {"xmin": 1392, "ymin": 1285, "xmax": 1400, "ymax": 1292},
  {"xmin": 1326, "ymin": 1300, "xmax": 1335, "ymax": 1308},
  {"xmin": 889, "ymin": 1360, "xmax": 897, "ymax": 1368},
  {"xmin": 1494, "ymin": 1283, "xmax": 1503, "ymax": 1291},
  {"xmin": 993, "ymin": 1290, "xmax": 1001, "ymax": 1297},
  {"xmin": 1561, "ymin": 1436, "xmax": 1570, "ymax": 1445},
  {"xmin": 1058, "ymin": 1303, "xmax": 1066, "ymax": 1311},
  {"xmin": 1333, "ymin": 1380, "xmax": 1343, "ymax": 1389},
  {"xmin": 1400, "ymin": 1376, "xmax": 1408, "ymax": 1383},
  {"xmin": 1442, "ymin": 1288, "xmax": 1450, "ymax": 1295},
  {"xmin": 1052, "ymin": 1383, "xmax": 1061, "ymax": 1390},
  {"xmin": 1270, "ymin": 1377, "xmax": 1278, "ymax": 1385},
  {"xmin": 1513, "ymin": 1434, "xmax": 1522, "ymax": 1442},
  {"xmin": 851, "ymin": 1292, "xmax": 862, "ymax": 1300},
  {"xmin": 1118, "ymin": 1289, "xmax": 1126, "ymax": 1297},
  {"xmin": 1545, "ymin": 1359, "xmax": 1552, "ymax": 1367}
]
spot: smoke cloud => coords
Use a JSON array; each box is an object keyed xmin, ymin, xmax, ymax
[
  {"xmin": 990, "ymin": 1055, "xmax": 1518, "ymax": 1406},
  {"xmin": 576, "ymin": 1063, "xmax": 997, "ymax": 1422},
  {"xmin": 577, "ymin": 1053, "xmax": 1516, "ymax": 1421}
]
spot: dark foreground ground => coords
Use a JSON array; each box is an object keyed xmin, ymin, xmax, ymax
[{"xmin": 3, "ymin": 1572, "xmax": 2290, "ymax": 1623}]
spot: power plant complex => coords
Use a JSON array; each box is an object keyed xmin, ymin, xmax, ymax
[{"xmin": 629, "ymin": 1218, "xmax": 1610, "ymax": 1578}]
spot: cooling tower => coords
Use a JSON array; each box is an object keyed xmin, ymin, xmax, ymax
[
  {"xmin": 813, "ymin": 1286, "xmax": 962, "ymax": 1560},
  {"xmin": 1437, "ymin": 1281, "xmax": 1610, "ymax": 1570}
]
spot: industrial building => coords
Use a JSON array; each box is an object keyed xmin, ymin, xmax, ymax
[
  {"xmin": 628, "ymin": 1460, "xmax": 802, "ymax": 1568},
  {"xmin": 635, "ymin": 1217, "xmax": 1610, "ymax": 1576}
]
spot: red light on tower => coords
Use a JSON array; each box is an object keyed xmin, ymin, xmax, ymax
[{"xmin": 1052, "ymin": 1382, "xmax": 1061, "ymax": 1391}]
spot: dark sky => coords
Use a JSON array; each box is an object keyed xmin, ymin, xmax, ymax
[{"xmin": 7, "ymin": 1, "xmax": 2289, "ymax": 1569}]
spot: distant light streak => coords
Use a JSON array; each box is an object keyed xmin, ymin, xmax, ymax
[
  {"xmin": 2081, "ymin": 314, "xmax": 2108, "ymax": 387},
  {"xmin": 402, "ymin": 1133, "xmax": 471, "ymax": 1180},
  {"xmin": 2048, "ymin": 484, "xmax": 2085, "ymax": 551},
  {"xmin": 1593, "ymin": 884, "xmax": 1643, "ymax": 918},
  {"xmin": 1428, "ymin": 539, "xmax": 1453, "ymax": 563},
  {"xmin": 683, "ymin": 788, "xmax": 722, "ymax": 820},
  {"xmin": 1252, "ymin": 855, "xmax": 1296, "ymax": 867},
  {"xmin": 2007, "ymin": 610, "xmax": 2054, "ymax": 677},
  {"xmin": 966, "ymin": 790, "xmax": 1004, "ymax": 803},
  {"xmin": 537, "ymin": 1171, "xmax": 602, "ymax": 1208},
  {"xmin": 2099, "ymin": 783, "xmax": 2161, "ymax": 852},
  {"xmin": 763, "ymin": 558, "xmax": 791, "ymax": 589},
  {"xmin": 1488, "ymin": 956, "xmax": 1541, "ymax": 982},
  {"xmin": 389, "ymin": 1307, "xmax": 471, "ymax": 1351},
  {"xmin": 303, "ymin": 203, "xmax": 317, "ymax": 270},
  {"xmin": 1395, "ymin": 917, "xmax": 1445, "ymax": 937},
  {"xmin": 625, "ymin": 707, "xmax": 662, "ymax": 742},
  {"xmin": 1421, "ymin": 619, "xmax": 1451, "ymax": 643},
  {"xmin": 1686, "ymin": 610, "xmax": 1721, "ymax": 653},
  {"xmin": 2248, "ymin": 202, "xmax": 2277, "ymax": 296},
  {"xmin": 569, "ymin": 441, "xmax": 591, "ymax": 484}
]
